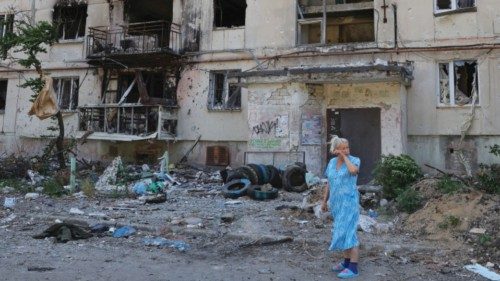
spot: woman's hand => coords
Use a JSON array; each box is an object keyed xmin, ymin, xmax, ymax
[
  {"xmin": 321, "ymin": 201, "xmax": 328, "ymax": 212},
  {"xmin": 334, "ymin": 149, "xmax": 346, "ymax": 159}
]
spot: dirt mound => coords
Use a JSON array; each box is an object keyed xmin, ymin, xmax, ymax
[
  {"xmin": 401, "ymin": 190, "xmax": 499, "ymax": 263},
  {"xmin": 411, "ymin": 178, "xmax": 441, "ymax": 200}
]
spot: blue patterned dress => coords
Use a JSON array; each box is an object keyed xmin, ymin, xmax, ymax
[{"xmin": 324, "ymin": 155, "xmax": 361, "ymax": 251}]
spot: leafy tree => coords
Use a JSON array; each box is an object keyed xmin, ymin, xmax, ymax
[{"xmin": 0, "ymin": 12, "xmax": 67, "ymax": 168}]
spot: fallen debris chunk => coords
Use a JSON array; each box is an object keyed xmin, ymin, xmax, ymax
[
  {"xmin": 140, "ymin": 193, "xmax": 167, "ymax": 204},
  {"xmin": 469, "ymin": 228, "xmax": 486, "ymax": 234},
  {"xmin": 90, "ymin": 223, "xmax": 110, "ymax": 233},
  {"xmin": 25, "ymin": 193, "xmax": 40, "ymax": 200},
  {"xmin": 358, "ymin": 215, "xmax": 377, "ymax": 233},
  {"xmin": 239, "ymin": 236, "xmax": 293, "ymax": 248},
  {"xmin": 112, "ymin": 226, "xmax": 136, "ymax": 238},
  {"xmin": 143, "ymin": 237, "xmax": 191, "ymax": 252},
  {"xmin": 33, "ymin": 223, "xmax": 93, "ymax": 243},
  {"xmin": 69, "ymin": 208, "xmax": 85, "ymax": 215},
  {"xmin": 464, "ymin": 264, "xmax": 500, "ymax": 281}
]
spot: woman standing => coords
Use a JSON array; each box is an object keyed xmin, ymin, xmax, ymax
[{"xmin": 321, "ymin": 135, "xmax": 361, "ymax": 279}]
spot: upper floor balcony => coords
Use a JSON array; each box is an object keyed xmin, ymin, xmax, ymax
[{"xmin": 86, "ymin": 20, "xmax": 181, "ymax": 68}]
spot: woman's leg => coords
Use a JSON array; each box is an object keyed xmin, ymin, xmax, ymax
[{"xmin": 348, "ymin": 247, "xmax": 359, "ymax": 262}]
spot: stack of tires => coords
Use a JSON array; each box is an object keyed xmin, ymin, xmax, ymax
[
  {"xmin": 282, "ymin": 162, "xmax": 308, "ymax": 193},
  {"xmin": 221, "ymin": 162, "xmax": 309, "ymax": 199}
]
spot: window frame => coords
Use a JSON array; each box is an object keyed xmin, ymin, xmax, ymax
[
  {"xmin": 437, "ymin": 60, "xmax": 479, "ymax": 107},
  {"xmin": 208, "ymin": 70, "xmax": 242, "ymax": 111},
  {"xmin": 434, "ymin": 0, "xmax": 476, "ymax": 14},
  {"xmin": 53, "ymin": 77, "xmax": 79, "ymax": 111},
  {"xmin": 53, "ymin": 4, "xmax": 88, "ymax": 40}
]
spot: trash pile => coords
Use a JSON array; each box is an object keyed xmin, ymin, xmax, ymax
[{"xmin": 220, "ymin": 162, "xmax": 310, "ymax": 200}]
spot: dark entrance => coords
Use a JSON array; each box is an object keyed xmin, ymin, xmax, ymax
[{"xmin": 326, "ymin": 108, "xmax": 381, "ymax": 184}]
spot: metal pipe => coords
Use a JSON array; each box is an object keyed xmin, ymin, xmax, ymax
[{"xmin": 392, "ymin": 4, "xmax": 398, "ymax": 53}]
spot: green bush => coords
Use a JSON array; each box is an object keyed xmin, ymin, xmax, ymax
[
  {"xmin": 43, "ymin": 178, "xmax": 65, "ymax": 197},
  {"xmin": 437, "ymin": 176, "xmax": 464, "ymax": 194},
  {"xmin": 476, "ymin": 165, "xmax": 500, "ymax": 194},
  {"xmin": 396, "ymin": 188, "xmax": 423, "ymax": 213},
  {"xmin": 373, "ymin": 154, "xmax": 423, "ymax": 199},
  {"xmin": 438, "ymin": 215, "xmax": 461, "ymax": 229}
]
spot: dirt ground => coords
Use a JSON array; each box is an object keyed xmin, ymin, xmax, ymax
[{"xmin": 1, "ymin": 178, "xmax": 496, "ymax": 281}]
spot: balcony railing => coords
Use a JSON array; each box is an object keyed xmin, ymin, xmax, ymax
[
  {"xmin": 87, "ymin": 20, "xmax": 181, "ymax": 58},
  {"xmin": 79, "ymin": 104, "xmax": 177, "ymax": 140}
]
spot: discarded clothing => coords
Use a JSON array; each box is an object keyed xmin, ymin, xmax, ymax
[
  {"xmin": 33, "ymin": 223, "xmax": 93, "ymax": 243},
  {"xmin": 28, "ymin": 76, "xmax": 59, "ymax": 120}
]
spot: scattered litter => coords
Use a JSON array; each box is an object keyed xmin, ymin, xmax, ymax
[
  {"xmin": 1, "ymin": 214, "xmax": 17, "ymax": 224},
  {"xmin": 184, "ymin": 217, "xmax": 203, "ymax": 228},
  {"xmin": 224, "ymin": 200, "xmax": 243, "ymax": 205},
  {"xmin": 139, "ymin": 193, "xmax": 167, "ymax": 204},
  {"xmin": 69, "ymin": 208, "xmax": 85, "ymax": 215},
  {"xmin": 90, "ymin": 223, "xmax": 110, "ymax": 233},
  {"xmin": 368, "ymin": 209, "xmax": 379, "ymax": 219},
  {"xmin": 464, "ymin": 263, "xmax": 500, "ymax": 281},
  {"xmin": 305, "ymin": 172, "xmax": 321, "ymax": 186},
  {"xmin": 33, "ymin": 223, "xmax": 93, "ymax": 243},
  {"xmin": 486, "ymin": 262, "xmax": 495, "ymax": 268},
  {"xmin": 27, "ymin": 170, "xmax": 44, "ymax": 185},
  {"xmin": 95, "ymin": 157, "xmax": 126, "ymax": 193},
  {"xmin": 358, "ymin": 214, "xmax": 377, "ymax": 233},
  {"xmin": 143, "ymin": 237, "xmax": 191, "ymax": 252},
  {"xmin": 469, "ymin": 228, "xmax": 486, "ymax": 234},
  {"xmin": 3, "ymin": 197, "xmax": 16, "ymax": 209},
  {"xmin": 112, "ymin": 226, "xmax": 136, "ymax": 238},
  {"xmin": 88, "ymin": 212, "xmax": 108, "ymax": 219},
  {"xmin": 27, "ymin": 267, "xmax": 55, "ymax": 272},
  {"xmin": 25, "ymin": 193, "xmax": 40, "ymax": 200},
  {"xmin": 313, "ymin": 204, "xmax": 331, "ymax": 221}
]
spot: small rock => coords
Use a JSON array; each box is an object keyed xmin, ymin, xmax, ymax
[
  {"xmin": 24, "ymin": 193, "xmax": 40, "ymax": 200},
  {"xmin": 3, "ymin": 197, "xmax": 16, "ymax": 209},
  {"xmin": 1, "ymin": 214, "xmax": 17, "ymax": 224},
  {"xmin": 380, "ymin": 199, "xmax": 388, "ymax": 207},
  {"xmin": 469, "ymin": 228, "xmax": 486, "ymax": 234},
  {"xmin": 486, "ymin": 262, "xmax": 494, "ymax": 268},
  {"xmin": 73, "ymin": 192, "xmax": 87, "ymax": 198},
  {"xmin": 471, "ymin": 259, "xmax": 478, "ymax": 264},
  {"xmin": 2, "ymin": 186, "xmax": 15, "ymax": 194},
  {"xmin": 221, "ymin": 213, "xmax": 235, "ymax": 223},
  {"xmin": 184, "ymin": 217, "xmax": 203, "ymax": 225},
  {"xmin": 142, "ymin": 164, "xmax": 150, "ymax": 172},
  {"xmin": 89, "ymin": 212, "xmax": 108, "ymax": 219},
  {"xmin": 35, "ymin": 186, "xmax": 43, "ymax": 193},
  {"xmin": 69, "ymin": 208, "xmax": 85, "ymax": 215}
]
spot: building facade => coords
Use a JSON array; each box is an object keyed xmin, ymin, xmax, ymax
[{"xmin": 0, "ymin": 0, "xmax": 498, "ymax": 182}]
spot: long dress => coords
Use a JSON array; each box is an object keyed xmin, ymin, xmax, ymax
[{"xmin": 324, "ymin": 155, "xmax": 361, "ymax": 251}]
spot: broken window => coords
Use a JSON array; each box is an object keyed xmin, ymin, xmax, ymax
[
  {"xmin": 116, "ymin": 71, "xmax": 175, "ymax": 104},
  {"xmin": 435, "ymin": 0, "xmax": 475, "ymax": 13},
  {"xmin": 53, "ymin": 77, "xmax": 79, "ymax": 110},
  {"xmin": 214, "ymin": 0, "xmax": 246, "ymax": 28},
  {"xmin": 0, "ymin": 14, "xmax": 14, "ymax": 39},
  {"xmin": 208, "ymin": 71, "xmax": 241, "ymax": 111},
  {"xmin": 53, "ymin": 2, "xmax": 87, "ymax": 40},
  {"xmin": 0, "ymin": 80, "xmax": 7, "ymax": 112},
  {"xmin": 438, "ymin": 61, "xmax": 478, "ymax": 106},
  {"xmin": 297, "ymin": 0, "xmax": 374, "ymax": 45}
]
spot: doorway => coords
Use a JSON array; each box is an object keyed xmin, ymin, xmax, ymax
[{"xmin": 326, "ymin": 108, "xmax": 381, "ymax": 184}]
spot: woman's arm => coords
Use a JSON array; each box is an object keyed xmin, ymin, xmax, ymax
[
  {"xmin": 321, "ymin": 183, "xmax": 330, "ymax": 212},
  {"xmin": 343, "ymin": 155, "xmax": 359, "ymax": 175}
]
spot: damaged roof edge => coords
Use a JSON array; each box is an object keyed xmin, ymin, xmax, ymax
[{"xmin": 228, "ymin": 64, "xmax": 414, "ymax": 86}]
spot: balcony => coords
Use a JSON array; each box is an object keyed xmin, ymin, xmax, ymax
[
  {"xmin": 78, "ymin": 104, "xmax": 177, "ymax": 141},
  {"xmin": 86, "ymin": 20, "xmax": 181, "ymax": 67}
]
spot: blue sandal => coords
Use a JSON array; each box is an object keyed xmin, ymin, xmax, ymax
[
  {"xmin": 331, "ymin": 262, "xmax": 346, "ymax": 272},
  {"xmin": 337, "ymin": 268, "xmax": 359, "ymax": 279}
]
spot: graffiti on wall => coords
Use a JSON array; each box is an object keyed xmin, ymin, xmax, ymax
[
  {"xmin": 276, "ymin": 115, "xmax": 289, "ymax": 137},
  {"xmin": 249, "ymin": 139, "xmax": 282, "ymax": 149},
  {"xmin": 252, "ymin": 119, "xmax": 278, "ymax": 135}
]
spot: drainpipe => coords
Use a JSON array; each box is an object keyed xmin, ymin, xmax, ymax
[
  {"xmin": 31, "ymin": 0, "xmax": 35, "ymax": 24},
  {"xmin": 392, "ymin": 4, "xmax": 398, "ymax": 54}
]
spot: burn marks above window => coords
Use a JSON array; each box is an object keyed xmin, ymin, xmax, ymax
[
  {"xmin": 53, "ymin": 2, "xmax": 88, "ymax": 40},
  {"xmin": 438, "ymin": 61, "xmax": 478, "ymax": 106},
  {"xmin": 214, "ymin": 0, "xmax": 246, "ymax": 28},
  {"xmin": 208, "ymin": 70, "xmax": 242, "ymax": 111}
]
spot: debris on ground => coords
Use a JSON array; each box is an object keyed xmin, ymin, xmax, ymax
[
  {"xmin": 143, "ymin": 237, "xmax": 191, "ymax": 252},
  {"xmin": 33, "ymin": 222, "xmax": 93, "ymax": 243},
  {"xmin": 112, "ymin": 226, "xmax": 136, "ymax": 238}
]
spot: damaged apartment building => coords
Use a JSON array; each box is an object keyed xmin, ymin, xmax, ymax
[{"xmin": 0, "ymin": 0, "xmax": 499, "ymax": 182}]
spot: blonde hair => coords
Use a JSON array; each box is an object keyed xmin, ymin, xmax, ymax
[{"xmin": 329, "ymin": 135, "xmax": 349, "ymax": 154}]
